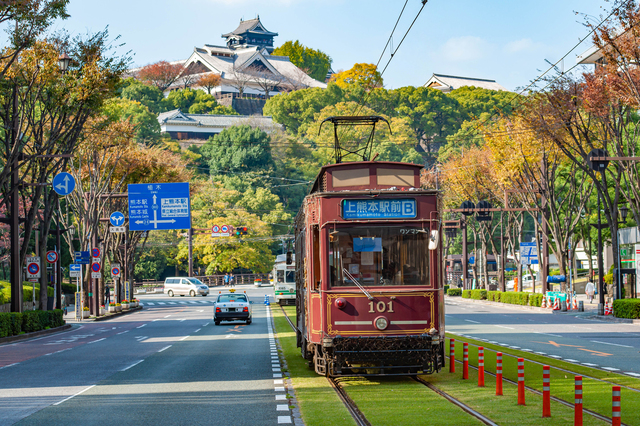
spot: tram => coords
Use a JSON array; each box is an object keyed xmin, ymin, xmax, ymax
[
  {"xmin": 273, "ymin": 253, "xmax": 296, "ymax": 305},
  {"xmin": 294, "ymin": 127, "xmax": 445, "ymax": 376}
]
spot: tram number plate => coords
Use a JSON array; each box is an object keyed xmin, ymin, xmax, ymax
[{"xmin": 400, "ymin": 229, "xmax": 421, "ymax": 235}]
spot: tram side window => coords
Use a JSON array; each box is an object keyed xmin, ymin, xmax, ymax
[
  {"xmin": 277, "ymin": 270, "xmax": 284, "ymax": 283},
  {"xmin": 329, "ymin": 226, "xmax": 429, "ymax": 287}
]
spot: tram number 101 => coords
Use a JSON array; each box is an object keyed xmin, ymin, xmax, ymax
[{"xmin": 368, "ymin": 300, "xmax": 395, "ymax": 313}]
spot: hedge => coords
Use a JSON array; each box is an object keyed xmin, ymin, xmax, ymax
[
  {"xmin": 0, "ymin": 309, "xmax": 64, "ymax": 338},
  {"xmin": 462, "ymin": 290, "xmax": 471, "ymax": 299},
  {"xmin": 457, "ymin": 289, "xmax": 547, "ymax": 307},
  {"xmin": 447, "ymin": 288, "xmax": 462, "ymax": 296},
  {"xmin": 500, "ymin": 292, "xmax": 529, "ymax": 305},
  {"xmin": 470, "ymin": 289, "xmax": 487, "ymax": 300},
  {"xmin": 487, "ymin": 291, "xmax": 501, "ymax": 302},
  {"xmin": 612, "ymin": 299, "xmax": 640, "ymax": 319},
  {"xmin": 444, "ymin": 285, "xmax": 450, "ymax": 293},
  {"xmin": 528, "ymin": 293, "xmax": 543, "ymax": 307}
]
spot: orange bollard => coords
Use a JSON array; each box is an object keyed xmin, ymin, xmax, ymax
[
  {"xmin": 542, "ymin": 365, "xmax": 551, "ymax": 417},
  {"xmin": 496, "ymin": 352, "xmax": 503, "ymax": 396},
  {"xmin": 463, "ymin": 342, "xmax": 469, "ymax": 380},
  {"xmin": 517, "ymin": 358, "xmax": 525, "ymax": 405},
  {"xmin": 478, "ymin": 346, "xmax": 485, "ymax": 387},
  {"xmin": 575, "ymin": 376, "xmax": 583, "ymax": 426},
  {"xmin": 449, "ymin": 338, "xmax": 455, "ymax": 373},
  {"xmin": 612, "ymin": 386, "xmax": 621, "ymax": 426}
]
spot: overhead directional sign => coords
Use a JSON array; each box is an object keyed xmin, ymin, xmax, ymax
[
  {"xmin": 110, "ymin": 211, "xmax": 125, "ymax": 227},
  {"xmin": 74, "ymin": 251, "xmax": 90, "ymax": 264},
  {"xmin": 520, "ymin": 242, "xmax": 539, "ymax": 265},
  {"xmin": 128, "ymin": 182, "xmax": 191, "ymax": 231},
  {"xmin": 69, "ymin": 264, "xmax": 81, "ymax": 278},
  {"xmin": 52, "ymin": 172, "xmax": 76, "ymax": 196},
  {"xmin": 46, "ymin": 250, "xmax": 58, "ymax": 264},
  {"xmin": 26, "ymin": 256, "xmax": 41, "ymax": 279}
]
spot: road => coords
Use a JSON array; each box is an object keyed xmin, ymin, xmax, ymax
[
  {"xmin": 0, "ymin": 285, "xmax": 291, "ymax": 426},
  {"xmin": 445, "ymin": 297, "xmax": 640, "ymax": 376}
]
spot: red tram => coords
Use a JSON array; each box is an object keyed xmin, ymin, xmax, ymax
[{"xmin": 294, "ymin": 160, "xmax": 445, "ymax": 376}]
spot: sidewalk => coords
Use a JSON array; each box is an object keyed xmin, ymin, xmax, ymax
[{"xmin": 63, "ymin": 301, "xmax": 142, "ymax": 322}]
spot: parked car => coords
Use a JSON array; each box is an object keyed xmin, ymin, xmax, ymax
[
  {"xmin": 214, "ymin": 289, "xmax": 252, "ymax": 325},
  {"xmin": 506, "ymin": 274, "xmax": 535, "ymax": 291},
  {"xmin": 164, "ymin": 277, "xmax": 209, "ymax": 297}
]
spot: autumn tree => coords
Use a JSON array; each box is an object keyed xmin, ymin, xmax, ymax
[
  {"xmin": 273, "ymin": 40, "xmax": 332, "ymax": 82},
  {"xmin": 136, "ymin": 60, "xmax": 184, "ymax": 91},
  {"xmin": 197, "ymin": 72, "xmax": 222, "ymax": 94},
  {"xmin": 330, "ymin": 63, "xmax": 383, "ymax": 90}
]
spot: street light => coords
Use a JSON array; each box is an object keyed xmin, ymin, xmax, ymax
[
  {"xmin": 588, "ymin": 148, "xmax": 609, "ymax": 316},
  {"xmin": 616, "ymin": 203, "xmax": 630, "ymax": 301},
  {"xmin": 58, "ymin": 53, "xmax": 71, "ymax": 73}
]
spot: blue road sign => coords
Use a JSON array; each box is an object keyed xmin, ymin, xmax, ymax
[
  {"xmin": 128, "ymin": 182, "xmax": 191, "ymax": 231},
  {"xmin": 69, "ymin": 264, "xmax": 82, "ymax": 272},
  {"xmin": 52, "ymin": 172, "xmax": 76, "ymax": 196},
  {"xmin": 520, "ymin": 242, "xmax": 539, "ymax": 265},
  {"xmin": 74, "ymin": 251, "xmax": 91, "ymax": 264},
  {"xmin": 110, "ymin": 211, "xmax": 125, "ymax": 227}
]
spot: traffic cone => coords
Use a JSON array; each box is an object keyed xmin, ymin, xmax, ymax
[
  {"xmin": 548, "ymin": 295, "xmax": 553, "ymax": 309},
  {"xmin": 605, "ymin": 302, "xmax": 611, "ymax": 315},
  {"xmin": 553, "ymin": 297, "xmax": 560, "ymax": 310},
  {"xmin": 567, "ymin": 296, "xmax": 572, "ymax": 310},
  {"xmin": 541, "ymin": 296, "xmax": 547, "ymax": 309},
  {"xmin": 572, "ymin": 297, "xmax": 578, "ymax": 310}
]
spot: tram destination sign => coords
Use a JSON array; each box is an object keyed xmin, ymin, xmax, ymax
[{"xmin": 341, "ymin": 199, "xmax": 416, "ymax": 220}]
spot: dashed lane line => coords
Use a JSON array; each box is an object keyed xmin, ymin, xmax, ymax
[
  {"xmin": 465, "ymin": 319, "xmax": 481, "ymax": 324},
  {"xmin": 591, "ymin": 340, "xmax": 633, "ymax": 348},
  {"xmin": 136, "ymin": 324, "xmax": 147, "ymax": 329},
  {"xmin": 121, "ymin": 360, "xmax": 144, "ymax": 371},
  {"xmin": 533, "ymin": 332, "xmax": 562, "ymax": 337},
  {"xmin": 87, "ymin": 338, "xmax": 106, "ymax": 344},
  {"xmin": 194, "ymin": 328, "xmax": 201, "ymax": 333},
  {"xmin": 179, "ymin": 335, "xmax": 190, "ymax": 341},
  {"xmin": 158, "ymin": 345, "xmax": 172, "ymax": 353},
  {"xmin": 53, "ymin": 385, "xmax": 95, "ymax": 406}
]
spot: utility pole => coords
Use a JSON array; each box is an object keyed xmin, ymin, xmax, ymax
[
  {"xmin": 462, "ymin": 218, "xmax": 468, "ymax": 290},
  {"xmin": 188, "ymin": 227, "xmax": 193, "ymax": 277}
]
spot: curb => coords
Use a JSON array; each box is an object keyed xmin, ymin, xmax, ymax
[
  {"xmin": 446, "ymin": 296, "xmax": 551, "ymax": 313},
  {"xmin": 93, "ymin": 306, "xmax": 143, "ymax": 321},
  {"xmin": 0, "ymin": 323, "xmax": 72, "ymax": 345}
]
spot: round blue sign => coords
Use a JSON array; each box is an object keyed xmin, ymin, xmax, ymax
[
  {"xmin": 91, "ymin": 248, "xmax": 100, "ymax": 258},
  {"xmin": 52, "ymin": 172, "xmax": 76, "ymax": 196},
  {"xmin": 110, "ymin": 211, "xmax": 125, "ymax": 227},
  {"xmin": 28, "ymin": 263, "xmax": 39, "ymax": 274},
  {"xmin": 91, "ymin": 263, "xmax": 101, "ymax": 273}
]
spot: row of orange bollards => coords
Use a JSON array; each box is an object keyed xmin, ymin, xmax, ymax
[{"xmin": 449, "ymin": 339, "xmax": 622, "ymax": 424}]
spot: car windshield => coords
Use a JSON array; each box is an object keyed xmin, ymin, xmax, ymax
[
  {"xmin": 186, "ymin": 278, "xmax": 204, "ymax": 285},
  {"xmin": 217, "ymin": 294, "xmax": 247, "ymax": 303},
  {"xmin": 329, "ymin": 225, "xmax": 430, "ymax": 287}
]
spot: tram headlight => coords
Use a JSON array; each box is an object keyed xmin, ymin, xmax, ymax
[
  {"xmin": 335, "ymin": 298, "xmax": 347, "ymax": 309},
  {"xmin": 374, "ymin": 316, "xmax": 389, "ymax": 330}
]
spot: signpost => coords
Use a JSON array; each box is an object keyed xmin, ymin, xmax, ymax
[
  {"xmin": 111, "ymin": 263, "xmax": 120, "ymax": 277},
  {"xmin": 109, "ymin": 211, "xmax": 125, "ymax": 226},
  {"xmin": 46, "ymin": 250, "xmax": 58, "ymax": 264},
  {"xmin": 75, "ymin": 291, "xmax": 82, "ymax": 321},
  {"xmin": 52, "ymin": 172, "xmax": 76, "ymax": 196},
  {"xmin": 520, "ymin": 242, "xmax": 539, "ymax": 265},
  {"xmin": 127, "ymin": 182, "xmax": 191, "ymax": 231},
  {"xmin": 69, "ymin": 264, "xmax": 81, "ymax": 278},
  {"xmin": 26, "ymin": 256, "xmax": 41, "ymax": 279},
  {"xmin": 91, "ymin": 247, "xmax": 101, "ymax": 258},
  {"xmin": 212, "ymin": 224, "xmax": 232, "ymax": 237},
  {"xmin": 74, "ymin": 251, "xmax": 91, "ymax": 264}
]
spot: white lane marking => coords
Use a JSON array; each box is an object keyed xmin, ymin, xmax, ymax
[
  {"xmin": 275, "ymin": 387, "xmax": 285, "ymax": 392},
  {"xmin": 465, "ymin": 319, "xmax": 481, "ymax": 324},
  {"xmin": 87, "ymin": 338, "xmax": 106, "ymax": 344},
  {"xmin": 582, "ymin": 363, "xmax": 598, "ymax": 367},
  {"xmin": 225, "ymin": 335, "xmax": 235, "ymax": 339},
  {"xmin": 277, "ymin": 416, "xmax": 292, "ymax": 424},
  {"xmin": 521, "ymin": 349, "xmax": 532, "ymax": 352},
  {"xmin": 158, "ymin": 302, "xmax": 166, "ymax": 305},
  {"xmin": 494, "ymin": 325, "xmax": 515, "ymax": 330},
  {"xmin": 121, "ymin": 360, "xmax": 144, "ymax": 371},
  {"xmin": 548, "ymin": 355, "xmax": 562, "ymax": 359},
  {"xmin": 189, "ymin": 302, "xmax": 198, "ymax": 304},
  {"xmin": 533, "ymin": 332, "xmax": 562, "ymax": 337},
  {"xmin": 273, "ymin": 373, "xmax": 282, "ymax": 378},
  {"xmin": 136, "ymin": 324, "xmax": 147, "ymax": 329},
  {"xmin": 152, "ymin": 319, "xmax": 159, "ymax": 322},
  {"xmin": 602, "ymin": 367, "xmax": 621, "ymax": 371},
  {"xmin": 53, "ymin": 385, "xmax": 96, "ymax": 406},
  {"xmin": 565, "ymin": 359, "xmax": 579, "ymax": 363},
  {"xmin": 277, "ymin": 405, "xmax": 288, "ymax": 411},
  {"xmin": 625, "ymin": 372, "xmax": 640, "ymax": 377},
  {"xmin": 146, "ymin": 302, "xmax": 155, "ymax": 306},
  {"xmin": 117, "ymin": 331, "xmax": 129, "ymax": 335},
  {"xmin": 509, "ymin": 346, "xmax": 521, "ymax": 349},
  {"xmin": 179, "ymin": 336, "xmax": 190, "ymax": 341},
  {"xmin": 198, "ymin": 310, "xmax": 204, "ymax": 313},
  {"xmin": 169, "ymin": 302, "xmax": 177, "ymax": 305},
  {"xmin": 194, "ymin": 328, "xmax": 201, "ymax": 333},
  {"xmin": 180, "ymin": 301, "xmax": 187, "ymax": 304},
  {"xmin": 179, "ymin": 319, "xmax": 187, "ymax": 322},
  {"xmin": 591, "ymin": 340, "xmax": 633, "ymax": 348},
  {"xmin": 158, "ymin": 345, "xmax": 172, "ymax": 353},
  {"xmin": 275, "ymin": 394, "xmax": 287, "ymax": 400},
  {"xmin": 0, "ymin": 363, "xmax": 19, "ymax": 370},
  {"xmin": 164, "ymin": 315, "xmax": 171, "ymax": 318},
  {"xmin": 534, "ymin": 352, "xmax": 547, "ymax": 355},
  {"xmin": 274, "ymin": 380, "xmax": 284, "ymax": 384},
  {"xmin": 44, "ymin": 353, "xmax": 53, "ymax": 356},
  {"xmin": 203, "ymin": 323, "xmax": 209, "ymax": 326}
]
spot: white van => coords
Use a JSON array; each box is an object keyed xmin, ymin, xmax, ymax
[{"xmin": 164, "ymin": 277, "xmax": 209, "ymax": 297}]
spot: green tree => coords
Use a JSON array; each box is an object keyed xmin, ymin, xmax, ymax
[
  {"xmin": 273, "ymin": 40, "xmax": 332, "ymax": 82},
  {"xmin": 120, "ymin": 78, "xmax": 167, "ymax": 113},
  {"xmin": 102, "ymin": 98, "xmax": 160, "ymax": 144},
  {"xmin": 448, "ymin": 86, "xmax": 516, "ymax": 121},
  {"xmin": 200, "ymin": 125, "xmax": 274, "ymax": 174}
]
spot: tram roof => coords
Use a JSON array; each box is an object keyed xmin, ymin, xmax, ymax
[{"xmin": 309, "ymin": 161, "xmax": 424, "ymax": 194}]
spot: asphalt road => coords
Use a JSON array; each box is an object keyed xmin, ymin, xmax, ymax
[
  {"xmin": 0, "ymin": 285, "xmax": 291, "ymax": 426},
  {"xmin": 445, "ymin": 297, "xmax": 640, "ymax": 376}
]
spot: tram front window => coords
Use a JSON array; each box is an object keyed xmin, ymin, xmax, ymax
[{"xmin": 329, "ymin": 226, "xmax": 430, "ymax": 287}]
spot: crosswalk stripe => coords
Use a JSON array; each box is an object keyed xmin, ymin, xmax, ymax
[
  {"xmin": 158, "ymin": 302, "xmax": 166, "ymax": 305},
  {"xmin": 147, "ymin": 302, "xmax": 155, "ymax": 305}
]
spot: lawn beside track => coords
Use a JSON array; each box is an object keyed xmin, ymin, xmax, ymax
[
  {"xmin": 271, "ymin": 305, "xmax": 356, "ymax": 426},
  {"xmin": 447, "ymin": 332, "xmax": 640, "ymax": 424}
]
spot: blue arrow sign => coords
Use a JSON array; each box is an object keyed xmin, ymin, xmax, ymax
[
  {"xmin": 519, "ymin": 242, "xmax": 539, "ymax": 265},
  {"xmin": 52, "ymin": 172, "xmax": 76, "ymax": 196},
  {"xmin": 127, "ymin": 182, "xmax": 191, "ymax": 231},
  {"xmin": 110, "ymin": 211, "xmax": 125, "ymax": 227},
  {"xmin": 69, "ymin": 264, "xmax": 82, "ymax": 272}
]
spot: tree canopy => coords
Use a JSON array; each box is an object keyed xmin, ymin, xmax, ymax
[{"xmin": 273, "ymin": 40, "xmax": 332, "ymax": 82}]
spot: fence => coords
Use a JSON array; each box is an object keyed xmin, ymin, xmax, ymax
[{"xmin": 132, "ymin": 273, "xmax": 270, "ymax": 289}]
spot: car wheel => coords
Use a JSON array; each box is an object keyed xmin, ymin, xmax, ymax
[
  {"xmin": 168, "ymin": 290, "xmax": 174, "ymax": 297},
  {"xmin": 190, "ymin": 290, "xmax": 195, "ymax": 297},
  {"xmin": 246, "ymin": 319, "xmax": 252, "ymax": 325},
  {"xmin": 203, "ymin": 294, "xmax": 207, "ymax": 297},
  {"xmin": 214, "ymin": 320, "xmax": 220, "ymax": 326}
]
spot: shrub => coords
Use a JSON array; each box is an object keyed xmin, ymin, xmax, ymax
[
  {"xmin": 528, "ymin": 293, "xmax": 543, "ymax": 307},
  {"xmin": 487, "ymin": 291, "xmax": 501, "ymax": 302},
  {"xmin": 612, "ymin": 299, "xmax": 640, "ymax": 319},
  {"xmin": 470, "ymin": 289, "xmax": 487, "ymax": 300},
  {"xmin": 447, "ymin": 288, "xmax": 462, "ymax": 296},
  {"xmin": 444, "ymin": 285, "xmax": 450, "ymax": 293},
  {"xmin": 462, "ymin": 290, "xmax": 471, "ymax": 299},
  {"xmin": 0, "ymin": 309, "xmax": 64, "ymax": 337},
  {"xmin": 501, "ymin": 291, "xmax": 529, "ymax": 305}
]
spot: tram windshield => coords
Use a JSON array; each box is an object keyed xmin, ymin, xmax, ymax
[{"xmin": 328, "ymin": 226, "xmax": 430, "ymax": 287}]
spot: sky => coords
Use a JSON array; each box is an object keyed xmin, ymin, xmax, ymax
[{"xmin": 49, "ymin": 0, "xmax": 614, "ymax": 91}]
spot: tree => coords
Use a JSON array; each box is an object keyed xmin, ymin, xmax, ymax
[
  {"xmin": 330, "ymin": 63, "xmax": 383, "ymax": 90},
  {"xmin": 103, "ymin": 98, "xmax": 160, "ymax": 145},
  {"xmin": 197, "ymin": 73, "xmax": 222, "ymax": 95},
  {"xmin": 246, "ymin": 65, "xmax": 283, "ymax": 99},
  {"xmin": 200, "ymin": 125, "xmax": 274, "ymax": 175},
  {"xmin": 136, "ymin": 60, "xmax": 184, "ymax": 91},
  {"xmin": 229, "ymin": 64, "xmax": 253, "ymax": 98},
  {"xmin": 273, "ymin": 40, "xmax": 332, "ymax": 82},
  {"xmin": 120, "ymin": 78, "xmax": 166, "ymax": 113}
]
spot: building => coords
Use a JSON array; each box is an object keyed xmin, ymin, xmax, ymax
[
  {"xmin": 424, "ymin": 73, "xmax": 507, "ymax": 93},
  {"xmin": 169, "ymin": 16, "xmax": 326, "ymax": 102},
  {"xmin": 157, "ymin": 109, "xmax": 282, "ymax": 142}
]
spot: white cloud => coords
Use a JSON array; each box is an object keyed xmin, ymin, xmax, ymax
[{"xmin": 441, "ymin": 36, "xmax": 491, "ymax": 62}]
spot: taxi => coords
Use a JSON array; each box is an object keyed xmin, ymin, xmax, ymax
[{"xmin": 213, "ymin": 289, "xmax": 252, "ymax": 325}]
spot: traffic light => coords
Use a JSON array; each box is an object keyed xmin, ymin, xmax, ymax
[
  {"xmin": 241, "ymin": 227, "xmax": 248, "ymax": 235},
  {"xmin": 236, "ymin": 227, "xmax": 248, "ymax": 236}
]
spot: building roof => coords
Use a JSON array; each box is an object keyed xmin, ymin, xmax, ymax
[
  {"xmin": 222, "ymin": 17, "xmax": 278, "ymax": 38},
  {"xmin": 424, "ymin": 73, "xmax": 507, "ymax": 92},
  {"xmin": 158, "ymin": 109, "xmax": 282, "ymax": 130},
  {"xmin": 576, "ymin": 44, "xmax": 604, "ymax": 65}
]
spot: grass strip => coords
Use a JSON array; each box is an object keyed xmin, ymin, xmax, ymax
[
  {"xmin": 448, "ymin": 334, "xmax": 640, "ymax": 424},
  {"xmin": 271, "ymin": 306, "xmax": 356, "ymax": 426},
  {"xmin": 339, "ymin": 376, "xmax": 485, "ymax": 425},
  {"xmin": 426, "ymin": 368, "xmax": 607, "ymax": 425}
]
